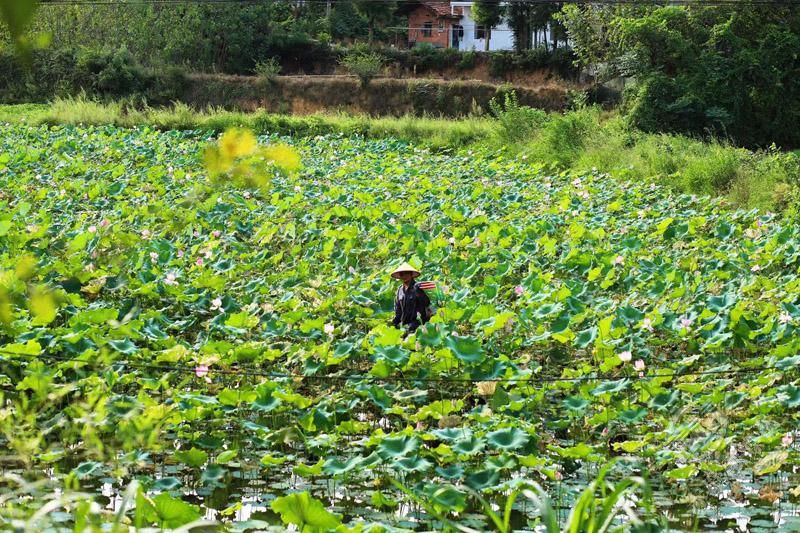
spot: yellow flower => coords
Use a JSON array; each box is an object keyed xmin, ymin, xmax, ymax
[
  {"xmin": 262, "ymin": 143, "xmax": 302, "ymax": 175},
  {"xmin": 219, "ymin": 128, "xmax": 257, "ymax": 160}
]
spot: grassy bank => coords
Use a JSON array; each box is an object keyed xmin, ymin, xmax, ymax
[{"xmin": 2, "ymin": 98, "xmax": 797, "ymax": 214}]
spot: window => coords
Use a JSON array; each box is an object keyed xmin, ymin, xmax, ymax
[
  {"xmin": 475, "ymin": 25, "xmax": 486, "ymax": 40},
  {"xmin": 438, "ymin": 20, "xmax": 444, "ymax": 33},
  {"xmin": 422, "ymin": 21, "xmax": 432, "ymax": 37}
]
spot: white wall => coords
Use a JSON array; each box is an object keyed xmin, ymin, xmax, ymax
[{"xmin": 449, "ymin": 1, "xmax": 553, "ymax": 52}]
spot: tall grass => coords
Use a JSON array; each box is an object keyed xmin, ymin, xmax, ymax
[{"xmin": 2, "ymin": 95, "xmax": 797, "ymax": 213}]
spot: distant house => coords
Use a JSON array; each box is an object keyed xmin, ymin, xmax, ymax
[
  {"xmin": 402, "ymin": 1, "xmax": 553, "ymax": 51},
  {"xmin": 404, "ymin": 1, "xmax": 462, "ymax": 49}
]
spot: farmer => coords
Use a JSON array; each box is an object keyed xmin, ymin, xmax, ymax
[{"xmin": 390, "ymin": 262, "xmax": 432, "ymax": 334}]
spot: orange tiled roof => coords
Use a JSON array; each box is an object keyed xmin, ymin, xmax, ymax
[{"xmin": 421, "ymin": 1, "xmax": 460, "ymax": 18}]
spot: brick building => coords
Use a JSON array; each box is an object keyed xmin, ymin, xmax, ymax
[{"xmin": 404, "ymin": 1, "xmax": 463, "ymax": 49}]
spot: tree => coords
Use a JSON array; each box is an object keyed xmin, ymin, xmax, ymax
[
  {"xmin": 472, "ymin": 0, "xmax": 504, "ymax": 52},
  {"xmin": 506, "ymin": 1, "xmax": 534, "ymax": 51},
  {"xmin": 354, "ymin": 0, "xmax": 397, "ymax": 44},
  {"xmin": 0, "ymin": 0, "xmax": 42, "ymax": 58}
]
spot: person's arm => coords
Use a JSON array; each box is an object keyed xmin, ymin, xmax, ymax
[{"xmin": 417, "ymin": 287, "xmax": 431, "ymax": 325}]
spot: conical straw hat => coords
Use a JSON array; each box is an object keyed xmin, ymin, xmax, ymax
[{"xmin": 391, "ymin": 262, "xmax": 421, "ymax": 279}]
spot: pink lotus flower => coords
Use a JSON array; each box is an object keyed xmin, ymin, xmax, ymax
[
  {"xmin": 195, "ymin": 365, "xmax": 209, "ymax": 378},
  {"xmin": 554, "ymin": 470, "xmax": 563, "ymax": 481},
  {"xmin": 164, "ymin": 272, "xmax": 178, "ymax": 286},
  {"xmin": 602, "ymin": 427, "xmax": 609, "ymax": 436},
  {"xmin": 751, "ymin": 265, "xmax": 761, "ymax": 272},
  {"xmin": 212, "ymin": 230, "xmax": 221, "ymax": 238},
  {"xmin": 514, "ymin": 285, "xmax": 525, "ymax": 296},
  {"xmin": 614, "ymin": 255, "xmax": 625, "ymax": 266},
  {"xmin": 779, "ymin": 312, "xmax": 792, "ymax": 325},
  {"xmin": 243, "ymin": 191, "xmax": 251, "ymax": 199},
  {"xmin": 177, "ymin": 249, "xmax": 184, "ymax": 258},
  {"xmin": 348, "ymin": 266, "xmax": 356, "ymax": 275},
  {"xmin": 619, "ymin": 351, "xmax": 632, "ymax": 363},
  {"xmin": 88, "ymin": 225, "xmax": 97, "ymax": 233},
  {"xmin": 99, "ymin": 219, "xmax": 110, "ymax": 228},
  {"xmin": 448, "ymin": 237, "xmax": 456, "ymax": 245},
  {"xmin": 84, "ymin": 263, "xmax": 95, "ymax": 272},
  {"xmin": 324, "ymin": 323, "xmax": 335, "ymax": 335},
  {"xmin": 473, "ymin": 237, "xmax": 481, "ymax": 247},
  {"xmin": 141, "ymin": 229, "xmax": 151, "ymax": 239},
  {"xmin": 634, "ymin": 359, "xmax": 646, "ymax": 372},
  {"xmin": 201, "ymin": 248, "xmax": 212, "ymax": 259},
  {"xmin": 572, "ymin": 178, "xmax": 582, "ymax": 187},
  {"xmin": 26, "ymin": 224, "xmax": 39, "ymax": 233},
  {"xmin": 389, "ymin": 217, "xmax": 396, "ymax": 225},
  {"xmin": 679, "ymin": 317, "xmax": 693, "ymax": 330},
  {"xmin": 210, "ymin": 297, "xmax": 222, "ymax": 311},
  {"xmin": 150, "ymin": 252, "xmax": 159, "ymax": 262},
  {"xmin": 195, "ymin": 257, "xmax": 204, "ymax": 266},
  {"xmin": 193, "ymin": 230, "xmax": 200, "ymax": 237},
  {"xmin": 782, "ymin": 433, "xmax": 793, "ymax": 447},
  {"xmin": 642, "ymin": 318, "xmax": 653, "ymax": 332}
]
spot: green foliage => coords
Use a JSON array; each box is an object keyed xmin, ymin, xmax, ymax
[
  {"xmin": 0, "ymin": 45, "xmax": 186, "ymax": 104},
  {"xmin": 270, "ymin": 492, "xmax": 342, "ymax": 532},
  {"xmin": 253, "ymin": 57, "xmax": 281, "ymax": 83},
  {"xmin": 472, "ymin": 0, "xmax": 505, "ymax": 51},
  {"xmin": 339, "ymin": 50, "xmax": 383, "ymax": 88},
  {"xmin": 0, "ymin": 122, "xmax": 798, "ymax": 529},
  {"xmin": 489, "ymin": 89, "xmax": 549, "ymax": 145},
  {"xmin": 564, "ymin": 3, "xmax": 800, "ymax": 148}
]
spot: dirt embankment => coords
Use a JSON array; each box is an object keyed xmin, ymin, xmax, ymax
[{"xmin": 183, "ymin": 74, "xmax": 572, "ymax": 117}]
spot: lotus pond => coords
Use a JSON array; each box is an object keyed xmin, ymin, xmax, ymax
[{"xmin": 0, "ymin": 124, "xmax": 799, "ymax": 531}]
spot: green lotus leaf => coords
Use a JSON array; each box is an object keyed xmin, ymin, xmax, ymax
[
  {"xmin": 428, "ymin": 485, "xmax": 466, "ymax": 513},
  {"xmin": 486, "ymin": 427, "xmax": 529, "ymax": 450},
  {"xmin": 109, "ymin": 338, "xmax": 138, "ymax": 354},
  {"xmin": 392, "ymin": 455, "xmax": 432, "ymax": 472},
  {"xmin": 650, "ymin": 390, "xmax": 681, "ymax": 411},
  {"xmin": 778, "ymin": 385, "xmax": 800, "ymax": 407},
  {"xmin": 445, "ymin": 334, "xmax": 484, "ymax": 364},
  {"xmin": 152, "ymin": 477, "xmax": 182, "ymax": 491},
  {"xmin": 432, "ymin": 428, "xmax": 471, "ymax": 442},
  {"xmin": 552, "ymin": 442, "xmax": 594, "ymax": 459},
  {"xmin": 453, "ymin": 435, "xmax": 485, "ymax": 455},
  {"xmin": 270, "ymin": 492, "xmax": 342, "ymax": 532},
  {"xmin": 465, "ymin": 469, "xmax": 500, "ymax": 491},
  {"xmin": 333, "ymin": 342, "xmax": 354, "ymax": 358},
  {"xmin": 293, "ymin": 459, "xmax": 324, "ymax": 477},
  {"xmin": 563, "ymin": 396, "xmax": 590, "ymax": 412},
  {"xmin": 416, "ymin": 322, "xmax": 444, "ymax": 347},
  {"xmin": 592, "ymin": 378, "xmax": 629, "ymax": 396},
  {"xmin": 323, "ymin": 456, "xmax": 360, "ymax": 475},
  {"xmin": 144, "ymin": 493, "xmax": 202, "ymax": 529},
  {"xmin": 665, "ymin": 465, "xmax": 697, "ymax": 480},
  {"xmin": 174, "ymin": 447, "xmax": 208, "ymax": 468},
  {"xmin": 377, "ymin": 436, "xmax": 420, "ymax": 459},
  {"xmin": 216, "ymin": 449, "xmax": 238, "ymax": 464},
  {"xmin": 618, "ymin": 408, "xmax": 649, "ymax": 424},
  {"xmin": 72, "ymin": 461, "xmax": 104, "ymax": 479},
  {"xmin": 435, "ymin": 464, "xmax": 464, "ymax": 479},
  {"xmin": 775, "ymin": 355, "xmax": 800, "ymax": 370},
  {"xmin": 375, "ymin": 345, "xmax": 410, "ymax": 366},
  {"xmin": 574, "ymin": 327, "xmax": 597, "ymax": 349}
]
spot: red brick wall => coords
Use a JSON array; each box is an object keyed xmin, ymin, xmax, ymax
[{"xmin": 408, "ymin": 6, "xmax": 451, "ymax": 48}]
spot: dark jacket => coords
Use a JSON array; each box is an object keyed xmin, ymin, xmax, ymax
[{"xmin": 392, "ymin": 282, "xmax": 431, "ymax": 332}]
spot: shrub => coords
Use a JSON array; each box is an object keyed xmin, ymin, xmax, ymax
[
  {"xmin": 254, "ymin": 58, "xmax": 282, "ymax": 83},
  {"xmin": 340, "ymin": 51, "xmax": 383, "ymax": 88},
  {"xmin": 488, "ymin": 90, "xmax": 548, "ymax": 145}
]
